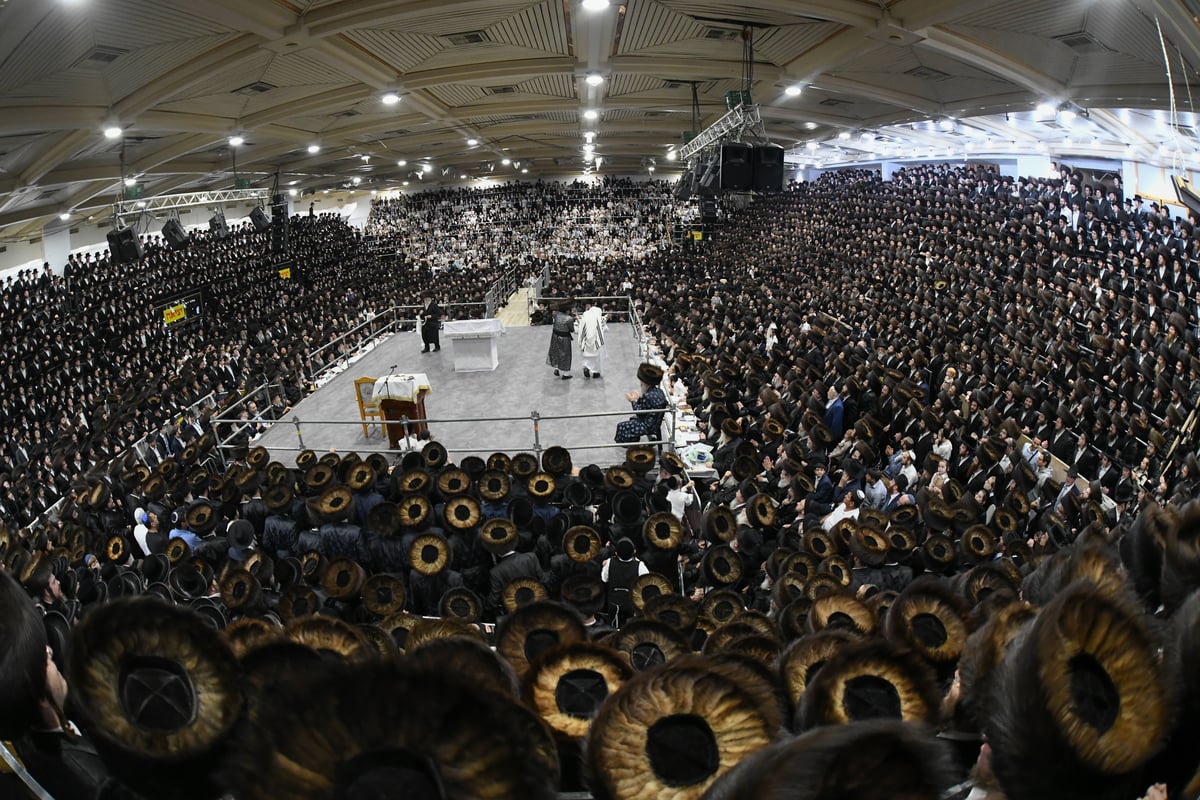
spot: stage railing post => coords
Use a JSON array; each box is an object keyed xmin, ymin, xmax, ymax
[
  {"xmin": 292, "ymin": 416, "xmax": 305, "ymax": 451},
  {"xmin": 531, "ymin": 410, "xmax": 542, "ymax": 458}
]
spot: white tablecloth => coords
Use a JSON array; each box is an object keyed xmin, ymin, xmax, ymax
[
  {"xmin": 444, "ymin": 318, "xmax": 505, "ymax": 337},
  {"xmin": 374, "ymin": 373, "xmax": 431, "ymax": 402}
]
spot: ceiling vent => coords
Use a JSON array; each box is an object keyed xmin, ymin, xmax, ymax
[
  {"xmin": 82, "ymin": 45, "xmax": 129, "ymax": 65},
  {"xmin": 1172, "ymin": 123, "xmax": 1200, "ymax": 140},
  {"xmin": 233, "ymin": 81, "xmax": 277, "ymax": 95},
  {"xmin": 446, "ymin": 30, "xmax": 489, "ymax": 45},
  {"xmin": 1053, "ymin": 31, "xmax": 1111, "ymax": 54},
  {"xmin": 905, "ymin": 65, "xmax": 951, "ymax": 81},
  {"xmin": 702, "ymin": 27, "xmax": 739, "ymax": 41},
  {"xmin": 483, "ymin": 85, "xmax": 517, "ymax": 95},
  {"xmin": 819, "ymin": 97, "xmax": 852, "ymax": 107}
]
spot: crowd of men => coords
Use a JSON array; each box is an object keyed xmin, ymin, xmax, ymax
[{"xmin": 1, "ymin": 164, "xmax": 1198, "ymax": 800}]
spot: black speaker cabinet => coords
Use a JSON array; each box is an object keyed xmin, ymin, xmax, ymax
[
  {"xmin": 719, "ymin": 143, "xmax": 753, "ymax": 191},
  {"xmin": 697, "ymin": 160, "xmax": 721, "ymax": 196},
  {"xmin": 753, "ymin": 145, "xmax": 784, "ymax": 192},
  {"xmin": 250, "ymin": 205, "xmax": 271, "ymax": 232},
  {"xmin": 162, "ymin": 218, "xmax": 189, "ymax": 250},
  {"xmin": 106, "ymin": 227, "xmax": 143, "ymax": 264},
  {"xmin": 674, "ymin": 170, "xmax": 693, "ymax": 201},
  {"xmin": 209, "ymin": 212, "xmax": 229, "ymax": 239}
]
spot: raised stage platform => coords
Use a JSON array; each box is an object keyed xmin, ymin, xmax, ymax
[{"xmin": 253, "ymin": 322, "xmax": 648, "ymax": 467}]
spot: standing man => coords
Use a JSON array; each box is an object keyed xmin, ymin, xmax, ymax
[
  {"xmin": 546, "ymin": 301, "xmax": 575, "ymax": 379},
  {"xmin": 420, "ymin": 293, "xmax": 441, "ymax": 353},
  {"xmin": 577, "ymin": 300, "xmax": 607, "ymax": 379}
]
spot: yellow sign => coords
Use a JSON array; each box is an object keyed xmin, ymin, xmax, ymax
[
  {"xmin": 163, "ymin": 304, "xmax": 186, "ymax": 324},
  {"xmin": 278, "ymin": 267, "xmax": 291, "ymax": 279},
  {"xmin": 690, "ymin": 231, "xmax": 704, "ymax": 241}
]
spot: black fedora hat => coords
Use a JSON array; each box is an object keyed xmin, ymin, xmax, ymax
[{"xmin": 610, "ymin": 490, "xmax": 642, "ymax": 525}]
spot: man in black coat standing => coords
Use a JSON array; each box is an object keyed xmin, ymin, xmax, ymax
[{"xmin": 420, "ymin": 293, "xmax": 441, "ymax": 353}]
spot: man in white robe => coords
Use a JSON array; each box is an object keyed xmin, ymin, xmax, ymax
[{"xmin": 576, "ymin": 301, "xmax": 608, "ymax": 378}]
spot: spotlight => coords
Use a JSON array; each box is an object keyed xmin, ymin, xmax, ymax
[
  {"xmin": 583, "ymin": 110, "xmax": 599, "ymax": 121},
  {"xmin": 467, "ymin": 138, "xmax": 478, "ymax": 146},
  {"xmin": 397, "ymin": 159, "xmax": 407, "ymax": 167},
  {"xmin": 838, "ymin": 131, "xmax": 850, "ymax": 140},
  {"xmin": 352, "ymin": 176, "xmax": 361, "ymax": 185},
  {"xmin": 307, "ymin": 144, "xmax": 320, "ymax": 154},
  {"xmin": 784, "ymin": 85, "xmax": 802, "ymax": 97},
  {"xmin": 666, "ymin": 149, "xmax": 677, "ymax": 161},
  {"xmin": 59, "ymin": 212, "xmax": 70, "ymax": 221},
  {"xmin": 459, "ymin": 174, "xmax": 467, "ymax": 179},
  {"xmin": 586, "ymin": 73, "xmax": 604, "ymax": 86},
  {"xmin": 229, "ymin": 135, "xmax": 244, "ymax": 146},
  {"xmin": 501, "ymin": 158, "xmax": 511, "ymax": 165},
  {"xmin": 584, "ymin": 131, "xmax": 596, "ymax": 143},
  {"xmin": 382, "ymin": 92, "xmax": 400, "ymax": 105},
  {"xmin": 1059, "ymin": 108, "xmax": 1077, "ymax": 125},
  {"xmin": 124, "ymin": 177, "xmax": 137, "ymax": 187},
  {"xmin": 521, "ymin": 168, "xmax": 528, "ymax": 173},
  {"xmin": 288, "ymin": 188, "xmax": 298, "ymax": 196},
  {"xmin": 581, "ymin": 0, "xmax": 609, "ymax": 10},
  {"xmin": 103, "ymin": 126, "xmax": 122, "ymax": 139}
]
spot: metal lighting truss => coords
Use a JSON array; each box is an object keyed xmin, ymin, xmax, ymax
[
  {"xmin": 678, "ymin": 103, "xmax": 766, "ymax": 163},
  {"xmin": 113, "ymin": 188, "xmax": 270, "ymax": 217}
]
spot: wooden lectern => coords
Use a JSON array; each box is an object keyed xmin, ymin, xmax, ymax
[{"xmin": 373, "ymin": 374, "xmax": 431, "ymax": 449}]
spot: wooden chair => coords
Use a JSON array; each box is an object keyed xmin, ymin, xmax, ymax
[{"xmin": 354, "ymin": 377, "xmax": 383, "ymax": 438}]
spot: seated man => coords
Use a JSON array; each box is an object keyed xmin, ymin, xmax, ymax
[{"xmin": 615, "ymin": 363, "xmax": 668, "ymax": 443}]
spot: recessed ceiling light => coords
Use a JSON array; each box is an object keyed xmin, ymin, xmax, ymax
[
  {"xmin": 459, "ymin": 174, "xmax": 467, "ymax": 179},
  {"xmin": 403, "ymin": 181, "xmax": 409, "ymax": 186},
  {"xmin": 288, "ymin": 180, "xmax": 299, "ymax": 185},
  {"xmin": 785, "ymin": 85, "xmax": 802, "ymax": 97},
  {"xmin": 501, "ymin": 158, "xmax": 511, "ymax": 165},
  {"xmin": 583, "ymin": 110, "xmax": 599, "ymax": 121},
  {"xmin": 352, "ymin": 176, "xmax": 361, "ymax": 185},
  {"xmin": 307, "ymin": 144, "xmax": 320, "ymax": 154},
  {"xmin": 582, "ymin": 0, "xmax": 609, "ymax": 10},
  {"xmin": 467, "ymin": 138, "xmax": 478, "ymax": 146},
  {"xmin": 382, "ymin": 92, "xmax": 400, "ymax": 105},
  {"xmin": 59, "ymin": 212, "xmax": 70, "ymax": 221},
  {"xmin": 586, "ymin": 73, "xmax": 604, "ymax": 86},
  {"xmin": 804, "ymin": 122, "xmax": 817, "ymax": 130},
  {"xmin": 666, "ymin": 149, "xmax": 677, "ymax": 161},
  {"xmin": 838, "ymin": 131, "xmax": 850, "ymax": 140},
  {"xmin": 397, "ymin": 159, "xmax": 407, "ymax": 167},
  {"xmin": 521, "ymin": 168, "xmax": 528, "ymax": 173},
  {"xmin": 288, "ymin": 188, "xmax": 298, "ymax": 196},
  {"xmin": 229, "ymin": 135, "xmax": 244, "ymax": 146},
  {"xmin": 103, "ymin": 126, "xmax": 122, "ymax": 139}
]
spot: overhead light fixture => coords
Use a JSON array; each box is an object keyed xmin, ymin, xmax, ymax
[
  {"xmin": 804, "ymin": 122, "xmax": 817, "ymax": 130},
  {"xmin": 403, "ymin": 181, "xmax": 409, "ymax": 186},
  {"xmin": 806, "ymin": 141, "xmax": 818, "ymax": 150},
  {"xmin": 1059, "ymin": 107, "xmax": 1077, "ymax": 125},
  {"xmin": 352, "ymin": 176, "xmax": 361, "ymax": 185},
  {"xmin": 381, "ymin": 92, "xmax": 400, "ymax": 105},
  {"xmin": 103, "ymin": 125, "xmax": 122, "ymax": 139},
  {"xmin": 838, "ymin": 131, "xmax": 850, "ymax": 140},
  {"xmin": 459, "ymin": 174, "xmax": 467, "ymax": 179},
  {"xmin": 59, "ymin": 212, "xmax": 70, "ymax": 221},
  {"xmin": 360, "ymin": 154, "xmax": 371, "ymax": 163},
  {"xmin": 586, "ymin": 73, "xmax": 604, "ymax": 86},
  {"xmin": 136, "ymin": 200, "xmax": 146, "ymax": 208},
  {"xmin": 501, "ymin": 157, "xmax": 511, "ymax": 165},
  {"xmin": 784, "ymin": 85, "xmax": 802, "ymax": 97},
  {"xmin": 307, "ymin": 144, "xmax": 320, "ymax": 154},
  {"xmin": 229, "ymin": 135, "xmax": 244, "ymax": 146},
  {"xmin": 937, "ymin": 118, "xmax": 954, "ymax": 131},
  {"xmin": 124, "ymin": 177, "xmax": 137, "ymax": 187},
  {"xmin": 397, "ymin": 159, "xmax": 407, "ymax": 167},
  {"xmin": 581, "ymin": 0, "xmax": 609, "ymax": 10},
  {"xmin": 583, "ymin": 109, "xmax": 599, "ymax": 121},
  {"xmin": 288, "ymin": 188, "xmax": 298, "ymax": 196},
  {"xmin": 584, "ymin": 131, "xmax": 595, "ymax": 143},
  {"xmin": 666, "ymin": 149, "xmax": 677, "ymax": 161},
  {"xmin": 288, "ymin": 179, "xmax": 299, "ymax": 185},
  {"xmin": 468, "ymin": 138, "xmax": 479, "ymax": 146},
  {"xmin": 521, "ymin": 168, "xmax": 529, "ymax": 173}
]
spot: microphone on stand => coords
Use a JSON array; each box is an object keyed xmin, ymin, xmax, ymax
[{"xmin": 387, "ymin": 364, "xmax": 397, "ymax": 377}]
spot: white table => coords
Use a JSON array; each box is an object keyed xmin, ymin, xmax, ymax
[{"xmin": 443, "ymin": 318, "xmax": 505, "ymax": 372}]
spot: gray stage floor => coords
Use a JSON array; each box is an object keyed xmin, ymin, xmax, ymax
[{"xmin": 255, "ymin": 323, "xmax": 648, "ymax": 466}]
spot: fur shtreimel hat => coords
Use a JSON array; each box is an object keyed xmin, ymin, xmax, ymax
[
  {"xmin": 224, "ymin": 660, "xmax": 559, "ymax": 800},
  {"xmin": 586, "ymin": 655, "xmax": 781, "ymax": 800},
  {"xmin": 987, "ymin": 581, "xmax": 1170, "ymax": 800},
  {"xmin": 67, "ymin": 597, "xmax": 244, "ymax": 800},
  {"xmin": 523, "ymin": 641, "xmax": 632, "ymax": 740},
  {"xmin": 700, "ymin": 719, "xmax": 957, "ymax": 800},
  {"xmin": 496, "ymin": 601, "xmax": 587, "ymax": 680}
]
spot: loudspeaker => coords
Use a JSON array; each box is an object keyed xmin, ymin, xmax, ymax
[
  {"xmin": 106, "ymin": 227, "xmax": 143, "ymax": 265},
  {"xmin": 270, "ymin": 201, "xmax": 289, "ymax": 254},
  {"xmin": 720, "ymin": 143, "xmax": 753, "ymax": 190},
  {"xmin": 161, "ymin": 218, "xmax": 189, "ymax": 251},
  {"xmin": 752, "ymin": 145, "xmax": 784, "ymax": 192},
  {"xmin": 700, "ymin": 197, "xmax": 719, "ymax": 224},
  {"xmin": 697, "ymin": 160, "xmax": 721, "ymax": 196},
  {"xmin": 249, "ymin": 206, "xmax": 270, "ymax": 232},
  {"xmin": 674, "ymin": 170, "xmax": 693, "ymax": 201},
  {"xmin": 209, "ymin": 212, "xmax": 229, "ymax": 240}
]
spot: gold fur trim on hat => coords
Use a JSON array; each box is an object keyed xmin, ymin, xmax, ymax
[{"xmin": 525, "ymin": 642, "xmax": 632, "ymax": 739}]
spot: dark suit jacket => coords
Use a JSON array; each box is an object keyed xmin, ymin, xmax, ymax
[{"xmin": 488, "ymin": 550, "xmax": 545, "ymax": 612}]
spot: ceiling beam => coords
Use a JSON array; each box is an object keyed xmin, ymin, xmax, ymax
[
  {"xmin": 303, "ymin": 0, "xmax": 529, "ymax": 40},
  {"xmin": 815, "ymin": 75, "xmax": 942, "ymax": 116},
  {"xmin": 19, "ymin": 131, "xmax": 94, "ymax": 187}
]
